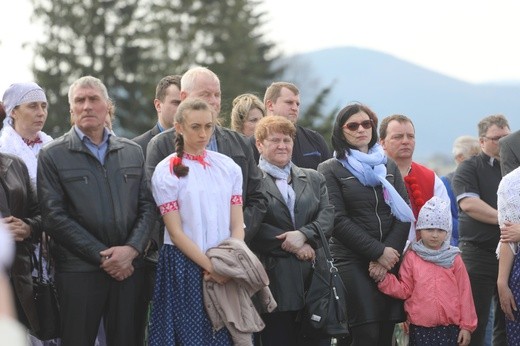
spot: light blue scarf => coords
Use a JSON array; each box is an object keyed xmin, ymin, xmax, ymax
[
  {"xmin": 258, "ymin": 156, "xmax": 296, "ymax": 226},
  {"xmin": 336, "ymin": 143, "xmax": 415, "ymax": 223},
  {"xmin": 411, "ymin": 240, "xmax": 461, "ymax": 268}
]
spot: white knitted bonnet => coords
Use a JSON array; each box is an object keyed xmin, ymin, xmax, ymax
[{"xmin": 416, "ymin": 196, "xmax": 452, "ymax": 238}]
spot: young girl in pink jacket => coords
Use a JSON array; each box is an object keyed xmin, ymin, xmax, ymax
[{"xmin": 375, "ymin": 196, "xmax": 477, "ymax": 346}]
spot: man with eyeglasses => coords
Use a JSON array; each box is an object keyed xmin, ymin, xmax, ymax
[
  {"xmin": 251, "ymin": 82, "xmax": 331, "ymax": 170},
  {"xmin": 452, "ymin": 114, "xmax": 510, "ymax": 346},
  {"xmin": 379, "ymin": 114, "xmax": 449, "ymax": 244}
]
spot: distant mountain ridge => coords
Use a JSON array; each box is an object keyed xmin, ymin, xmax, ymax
[{"xmin": 285, "ymin": 47, "xmax": 520, "ymax": 161}]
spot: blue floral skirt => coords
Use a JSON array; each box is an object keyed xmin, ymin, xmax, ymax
[
  {"xmin": 409, "ymin": 324, "xmax": 459, "ymax": 345},
  {"xmin": 506, "ymin": 251, "xmax": 520, "ymax": 345},
  {"xmin": 148, "ymin": 245, "xmax": 232, "ymax": 346}
]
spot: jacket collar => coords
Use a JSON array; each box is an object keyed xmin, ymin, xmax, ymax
[
  {"xmin": 0, "ymin": 154, "xmax": 13, "ymax": 179},
  {"xmin": 262, "ymin": 164, "xmax": 308, "ymax": 218},
  {"xmin": 214, "ymin": 126, "xmax": 226, "ymax": 151},
  {"xmin": 66, "ymin": 127, "xmax": 124, "ymax": 153},
  {"xmin": 290, "ymin": 165, "xmax": 308, "ymax": 207}
]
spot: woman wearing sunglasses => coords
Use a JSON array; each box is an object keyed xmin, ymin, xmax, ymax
[{"xmin": 317, "ymin": 103, "xmax": 414, "ymax": 346}]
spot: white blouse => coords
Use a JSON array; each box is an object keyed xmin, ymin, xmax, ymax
[
  {"xmin": 151, "ymin": 150, "xmax": 243, "ymax": 252},
  {"xmin": 0, "ymin": 124, "xmax": 52, "ymax": 189}
]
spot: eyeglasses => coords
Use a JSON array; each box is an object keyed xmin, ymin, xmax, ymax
[
  {"xmin": 265, "ymin": 137, "xmax": 293, "ymax": 145},
  {"xmin": 342, "ymin": 119, "xmax": 373, "ymax": 131},
  {"xmin": 483, "ymin": 135, "xmax": 507, "ymax": 143}
]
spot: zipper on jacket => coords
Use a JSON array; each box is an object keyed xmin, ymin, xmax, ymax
[
  {"xmin": 63, "ymin": 176, "xmax": 88, "ymax": 184},
  {"xmin": 124, "ymin": 173, "xmax": 140, "ymax": 183},
  {"xmin": 372, "ymin": 187, "xmax": 383, "ymax": 242},
  {"xmin": 99, "ymin": 161, "xmax": 117, "ymax": 246}
]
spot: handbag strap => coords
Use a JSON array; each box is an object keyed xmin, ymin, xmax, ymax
[
  {"xmin": 32, "ymin": 234, "xmax": 50, "ymax": 281},
  {"xmin": 315, "ymin": 226, "xmax": 338, "ymax": 272},
  {"xmin": 30, "ymin": 245, "xmax": 43, "ymax": 281},
  {"xmin": 38, "ymin": 238, "xmax": 44, "ymax": 280}
]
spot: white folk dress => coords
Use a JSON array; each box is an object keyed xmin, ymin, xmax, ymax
[{"xmin": 149, "ymin": 150, "xmax": 243, "ymax": 346}]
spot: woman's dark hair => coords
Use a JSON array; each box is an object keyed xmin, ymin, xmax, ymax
[
  {"xmin": 331, "ymin": 102, "xmax": 379, "ymax": 159},
  {"xmin": 173, "ymin": 134, "xmax": 189, "ymax": 177},
  {"xmin": 0, "ymin": 102, "xmax": 5, "ymax": 131}
]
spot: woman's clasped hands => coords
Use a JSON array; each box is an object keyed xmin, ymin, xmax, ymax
[
  {"xmin": 369, "ymin": 247, "xmax": 400, "ymax": 283},
  {"xmin": 277, "ymin": 230, "xmax": 315, "ymax": 261}
]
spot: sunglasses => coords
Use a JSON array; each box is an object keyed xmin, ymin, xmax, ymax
[{"xmin": 342, "ymin": 119, "xmax": 373, "ymax": 131}]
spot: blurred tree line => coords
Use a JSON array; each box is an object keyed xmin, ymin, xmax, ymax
[{"xmin": 30, "ymin": 0, "xmax": 334, "ymax": 142}]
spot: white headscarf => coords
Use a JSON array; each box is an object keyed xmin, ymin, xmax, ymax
[{"xmin": 2, "ymin": 82, "xmax": 47, "ymax": 120}]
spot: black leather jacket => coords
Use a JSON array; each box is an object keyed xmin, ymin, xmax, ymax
[
  {"xmin": 0, "ymin": 153, "xmax": 42, "ymax": 332},
  {"xmin": 250, "ymin": 165, "xmax": 334, "ymax": 311},
  {"xmin": 37, "ymin": 128, "xmax": 156, "ymax": 272}
]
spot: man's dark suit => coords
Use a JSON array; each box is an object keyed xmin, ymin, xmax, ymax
[{"xmin": 132, "ymin": 125, "xmax": 161, "ymax": 157}]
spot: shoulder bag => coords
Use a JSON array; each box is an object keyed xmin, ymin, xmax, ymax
[
  {"xmin": 301, "ymin": 227, "xmax": 349, "ymax": 339},
  {"xmin": 32, "ymin": 238, "xmax": 61, "ymax": 340}
]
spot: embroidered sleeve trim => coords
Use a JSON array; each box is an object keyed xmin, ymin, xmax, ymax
[
  {"xmin": 159, "ymin": 201, "xmax": 179, "ymax": 215},
  {"xmin": 231, "ymin": 195, "xmax": 243, "ymax": 205}
]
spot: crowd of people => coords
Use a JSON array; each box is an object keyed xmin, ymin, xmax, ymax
[{"xmin": 0, "ymin": 66, "xmax": 519, "ymax": 346}]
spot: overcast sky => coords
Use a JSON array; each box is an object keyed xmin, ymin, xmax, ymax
[{"xmin": 2, "ymin": 0, "xmax": 520, "ymax": 94}]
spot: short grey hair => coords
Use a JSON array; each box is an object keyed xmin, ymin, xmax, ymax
[
  {"xmin": 181, "ymin": 67, "xmax": 220, "ymax": 93},
  {"xmin": 68, "ymin": 76, "xmax": 109, "ymax": 105},
  {"xmin": 477, "ymin": 114, "xmax": 509, "ymax": 138},
  {"xmin": 452, "ymin": 135, "xmax": 480, "ymax": 159}
]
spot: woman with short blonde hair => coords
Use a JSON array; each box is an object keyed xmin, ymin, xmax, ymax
[{"xmin": 230, "ymin": 93, "xmax": 265, "ymax": 137}]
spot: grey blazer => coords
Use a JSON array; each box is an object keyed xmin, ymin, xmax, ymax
[
  {"xmin": 500, "ymin": 130, "xmax": 520, "ymax": 176},
  {"xmin": 250, "ymin": 165, "xmax": 333, "ymax": 311}
]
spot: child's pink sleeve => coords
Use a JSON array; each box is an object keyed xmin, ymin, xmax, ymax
[{"xmin": 378, "ymin": 252, "xmax": 414, "ymax": 300}]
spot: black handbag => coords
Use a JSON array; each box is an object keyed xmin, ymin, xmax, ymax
[
  {"xmin": 32, "ymin": 239, "xmax": 61, "ymax": 340},
  {"xmin": 301, "ymin": 227, "xmax": 349, "ymax": 339}
]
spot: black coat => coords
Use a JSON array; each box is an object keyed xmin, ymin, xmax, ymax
[
  {"xmin": 0, "ymin": 153, "xmax": 42, "ymax": 332},
  {"xmin": 317, "ymin": 157, "xmax": 410, "ymax": 326},
  {"xmin": 250, "ymin": 165, "xmax": 333, "ymax": 311},
  {"xmin": 318, "ymin": 158, "xmax": 409, "ymax": 262}
]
